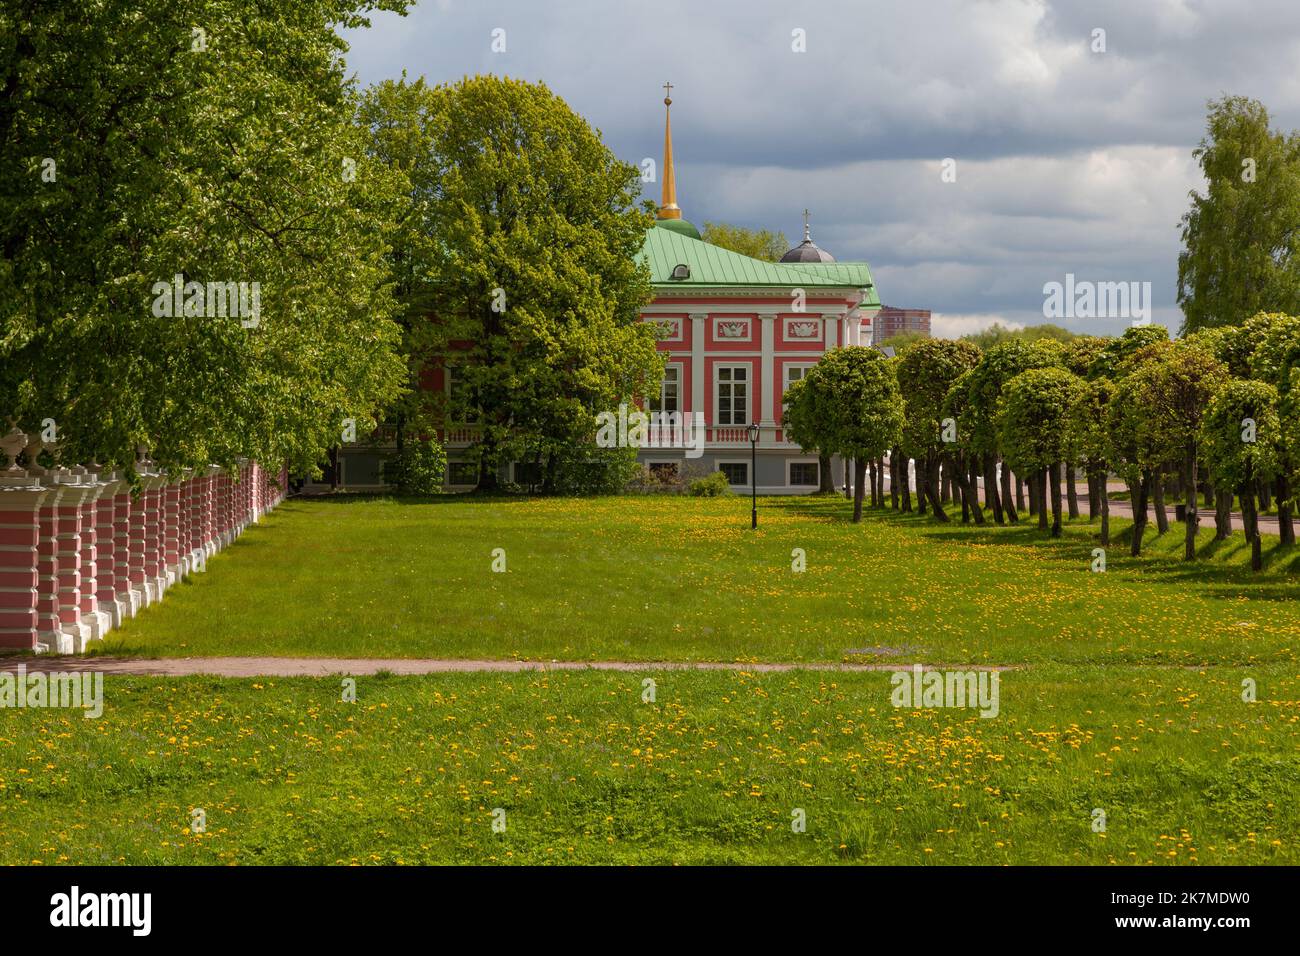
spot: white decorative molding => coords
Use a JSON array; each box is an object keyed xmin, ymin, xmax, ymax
[
  {"xmin": 784, "ymin": 317, "xmax": 821, "ymax": 340},
  {"xmin": 713, "ymin": 316, "xmax": 753, "ymax": 341}
]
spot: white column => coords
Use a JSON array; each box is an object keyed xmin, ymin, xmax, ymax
[
  {"xmin": 760, "ymin": 314, "xmax": 775, "ymax": 430},
  {"xmin": 690, "ymin": 313, "xmax": 706, "ymax": 428},
  {"xmin": 824, "ymin": 314, "xmax": 839, "ymax": 350}
]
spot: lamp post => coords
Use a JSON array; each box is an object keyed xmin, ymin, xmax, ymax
[{"xmin": 746, "ymin": 422, "xmax": 760, "ymax": 529}]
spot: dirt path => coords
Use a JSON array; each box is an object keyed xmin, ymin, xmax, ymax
[{"xmin": 11, "ymin": 657, "xmax": 1008, "ymax": 676}]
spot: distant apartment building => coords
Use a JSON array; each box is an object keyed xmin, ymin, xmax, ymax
[{"xmin": 872, "ymin": 306, "xmax": 931, "ymax": 345}]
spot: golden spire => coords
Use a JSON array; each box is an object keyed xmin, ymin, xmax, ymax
[{"xmin": 658, "ymin": 81, "xmax": 681, "ymax": 220}]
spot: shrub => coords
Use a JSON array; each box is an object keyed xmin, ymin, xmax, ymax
[
  {"xmin": 689, "ymin": 470, "xmax": 732, "ymax": 497},
  {"xmin": 386, "ymin": 439, "xmax": 447, "ymax": 495}
]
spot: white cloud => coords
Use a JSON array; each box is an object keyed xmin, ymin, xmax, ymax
[{"xmin": 930, "ymin": 314, "xmax": 1024, "ymax": 339}]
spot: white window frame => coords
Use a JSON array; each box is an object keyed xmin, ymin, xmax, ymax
[
  {"xmin": 717, "ymin": 459, "xmax": 751, "ymax": 488},
  {"xmin": 714, "ymin": 364, "xmax": 750, "ymax": 427},
  {"xmin": 782, "ymin": 362, "xmax": 816, "ymax": 408},
  {"xmin": 651, "ymin": 362, "xmax": 683, "ymax": 414},
  {"xmin": 787, "ymin": 457, "xmax": 820, "ymax": 487}
]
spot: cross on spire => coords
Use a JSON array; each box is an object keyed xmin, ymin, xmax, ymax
[
  {"xmin": 803, "ymin": 208, "xmax": 812, "ymax": 242},
  {"xmin": 663, "ymin": 81, "xmax": 673, "ymax": 105}
]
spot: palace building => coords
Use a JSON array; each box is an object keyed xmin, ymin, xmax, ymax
[
  {"xmin": 316, "ymin": 88, "xmax": 882, "ymax": 494},
  {"xmin": 629, "ymin": 86, "xmax": 881, "ymax": 493}
]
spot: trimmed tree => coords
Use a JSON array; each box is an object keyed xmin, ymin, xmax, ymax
[
  {"xmin": 896, "ymin": 339, "xmax": 982, "ymax": 522},
  {"xmin": 997, "ymin": 367, "xmax": 1085, "ymax": 537},
  {"xmin": 798, "ymin": 347, "xmax": 904, "ymax": 522},
  {"xmin": 1201, "ymin": 380, "xmax": 1283, "ymax": 570}
]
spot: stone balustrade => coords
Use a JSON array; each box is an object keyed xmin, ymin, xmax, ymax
[{"xmin": 0, "ymin": 454, "xmax": 286, "ymax": 653}]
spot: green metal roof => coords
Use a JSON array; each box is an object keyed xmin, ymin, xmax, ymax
[{"xmin": 640, "ymin": 221, "xmax": 878, "ymax": 306}]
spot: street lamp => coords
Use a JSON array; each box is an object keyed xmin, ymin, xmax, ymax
[{"xmin": 746, "ymin": 422, "xmax": 760, "ymax": 529}]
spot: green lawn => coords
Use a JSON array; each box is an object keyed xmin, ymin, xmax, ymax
[
  {"xmin": 95, "ymin": 494, "xmax": 1300, "ymax": 665},
  {"xmin": 2, "ymin": 667, "xmax": 1295, "ymax": 865},
  {"xmin": 7, "ymin": 492, "xmax": 1298, "ymax": 866}
]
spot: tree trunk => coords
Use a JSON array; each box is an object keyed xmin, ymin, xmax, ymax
[
  {"xmin": 1100, "ymin": 477, "xmax": 1110, "ymax": 546},
  {"xmin": 889, "ymin": 451, "xmax": 900, "ymax": 509},
  {"xmin": 877, "ymin": 456, "xmax": 886, "ymax": 506},
  {"xmin": 1016, "ymin": 475, "xmax": 1026, "ymax": 515},
  {"xmin": 1000, "ymin": 459, "xmax": 1018, "ymax": 523},
  {"xmin": 965, "ymin": 456, "xmax": 985, "ymax": 524},
  {"xmin": 844, "ymin": 459, "xmax": 851, "ymax": 499},
  {"xmin": 1028, "ymin": 472, "xmax": 1038, "ymax": 517},
  {"xmin": 1066, "ymin": 463, "xmax": 1079, "ymax": 520},
  {"xmin": 818, "ymin": 454, "xmax": 834, "ymax": 494},
  {"xmin": 1277, "ymin": 474, "xmax": 1295, "ymax": 545},
  {"xmin": 1152, "ymin": 473, "xmax": 1169, "ymax": 534},
  {"xmin": 1183, "ymin": 446, "xmax": 1198, "ymax": 561},
  {"xmin": 868, "ymin": 458, "xmax": 877, "ymax": 509},
  {"xmin": 902, "ymin": 456, "xmax": 914, "ymax": 513},
  {"xmin": 914, "ymin": 457, "xmax": 925, "ymax": 515},
  {"xmin": 1215, "ymin": 488, "xmax": 1232, "ymax": 540},
  {"xmin": 926, "ymin": 455, "xmax": 949, "ymax": 522},
  {"xmin": 1242, "ymin": 482, "xmax": 1263, "ymax": 571},
  {"xmin": 1087, "ymin": 471, "xmax": 1099, "ymax": 521},
  {"xmin": 1259, "ymin": 480, "xmax": 1271, "ymax": 512},
  {"xmin": 852, "ymin": 458, "xmax": 866, "ymax": 523},
  {"xmin": 984, "ymin": 453, "xmax": 1003, "ymax": 524},
  {"xmin": 541, "ymin": 451, "xmax": 558, "ymax": 495},
  {"xmin": 1036, "ymin": 469, "xmax": 1049, "ymax": 531},
  {"xmin": 1049, "ymin": 461, "xmax": 1063, "ymax": 537},
  {"xmin": 1131, "ymin": 472, "xmax": 1151, "ymax": 556},
  {"xmin": 1203, "ymin": 483, "xmax": 1213, "ymax": 508}
]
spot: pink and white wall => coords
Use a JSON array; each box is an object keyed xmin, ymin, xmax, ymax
[{"xmin": 0, "ymin": 450, "xmax": 286, "ymax": 653}]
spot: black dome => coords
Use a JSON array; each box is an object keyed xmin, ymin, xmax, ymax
[
  {"xmin": 779, "ymin": 240, "xmax": 836, "ymax": 263},
  {"xmin": 780, "ymin": 214, "xmax": 836, "ymax": 262}
]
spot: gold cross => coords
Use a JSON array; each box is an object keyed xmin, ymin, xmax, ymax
[{"xmin": 663, "ymin": 81, "xmax": 673, "ymax": 104}]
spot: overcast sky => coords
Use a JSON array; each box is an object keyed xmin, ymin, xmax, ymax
[{"xmin": 340, "ymin": 0, "xmax": 1300, "ymax": 337}]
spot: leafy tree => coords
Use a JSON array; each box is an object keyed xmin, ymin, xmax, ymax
[
  {"xmin": 1065, "ymin": 377, "xmax": 1117, "ymax": 544},
  {"xmin": 1179, "ymin": 95, "xmax": 1300, "ymax": 332},
  {"xmin": 1087, "ymin": 325, "xmax": 1171, "ymax": 380},
  {"xmin": 961, "ymin": 322, "xmax": 1078, "ymax": 350},
  {"xmin": 1, "ymin": 0, "xmax": 411, "ymax": 478},
  {"xmin": 1132, "ymin": 341, "xmax": 1230, "ymax": 559},
  {"xmin": 1246, "ymin": 312, "xmax": 1300, "ymax": 542},
  {"xmin": 877, "ymin": 330, "xmax": 930, "ymax": 354},
  {"xmin": 1201, "ymin": 380, "xmax": 1283, "ymax": 570},
  {"xmin": 700, "ymin": 222, "xmax": 789, "ymax": 261},
  {"xmin": 997, "ymin": 367, "xmax": 1085, "ymax": 536},
  {"xmin": 782, "ymin": 375, "xmax": 834, "ymax": 493},
  {"xmin": 798, "ymin": 347, "xmax": 904, "ymax": 522},
  {"xmin": 394, "ymin": 75, "xmax": 661, "ymax": 490},
  {"xmin": 947, "ymin": 339, "xmax": 1064, "ymax": 525},
  {"xmin": 896, "ymin": 339, "xmax": 981, "ymax": 521}
]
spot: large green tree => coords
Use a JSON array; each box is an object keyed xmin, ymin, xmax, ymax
[
  {"xmin": 700, "ymin": 222, "xmax": 789, "ymax": 261},
  {"xmin": 1, "ymin": 0, "xmax": 410, "ymax": 477},
  {"xmin": 1178, "ymin": 95, "xmax": 1300, "ymax": 332},
  {"xmin": 379, "ymin": 75, "xmax": 661, "ymax": 490}
]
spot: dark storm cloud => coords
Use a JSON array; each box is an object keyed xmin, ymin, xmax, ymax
[{"xmin": 341, "ymin": 0, "xmax": 1300, "ymax": 332}]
